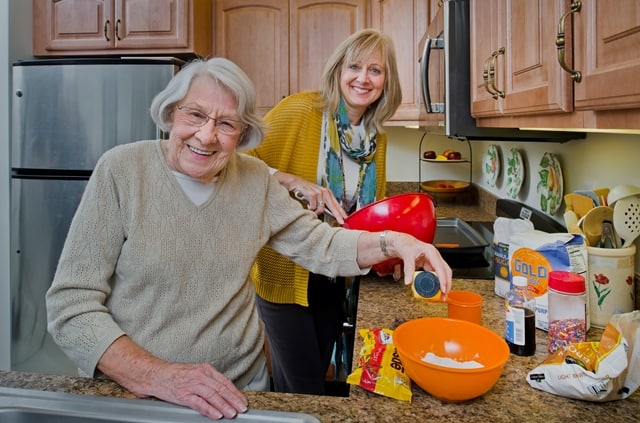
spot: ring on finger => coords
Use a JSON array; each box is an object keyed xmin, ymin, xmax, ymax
[{"xmin": 318, "ymin": 201, "xmax": 325, "ymax": 207}]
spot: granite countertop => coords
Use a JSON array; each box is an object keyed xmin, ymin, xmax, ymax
[
  {"xmin": 1, "ymin": 193, "xmax": 638, "ymax": 422},
  {"xmin": 2, "ymin": 281, "xmax": 638, "ymax": 422}
]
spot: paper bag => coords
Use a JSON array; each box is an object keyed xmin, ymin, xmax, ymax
[{"xmin": 527, "ymin": 310, "xmax": 640, "ymax": 402}]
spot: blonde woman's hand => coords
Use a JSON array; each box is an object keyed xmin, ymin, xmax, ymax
[{"xmin": 273, "ymin": 170, "xmax": 348, "ymax": 223}]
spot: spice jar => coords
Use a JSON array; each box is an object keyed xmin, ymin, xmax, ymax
[
  {"xmin": 547, "ymin": 271, "xmax": 587, "ymax": 353},
  {"xmin": 411, "ymin": 271, "xmax": 443, "ymax": 301}
]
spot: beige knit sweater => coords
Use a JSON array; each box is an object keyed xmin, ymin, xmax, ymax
[{"xmin": 46, "ymin": 140, "xmax": 366, "ymax": 388}]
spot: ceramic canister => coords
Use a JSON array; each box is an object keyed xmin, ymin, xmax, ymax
[{"xmin": 587, "ymin": 244, "xmax": 636, "ymax": 328}]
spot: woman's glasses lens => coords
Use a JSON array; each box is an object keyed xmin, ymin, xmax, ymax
[{"xmin": 176, "ymin": 105, "xmax": 244, "ymax": 135}]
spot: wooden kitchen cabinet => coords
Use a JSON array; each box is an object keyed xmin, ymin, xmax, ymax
[
  {"xmin": 369, "ymin": 0, "xmax": 430, "ymax": 125},
  {"xmin": 572, "ymin": 1, "xmax": 640, "ymax": 113},
  {"xmin": 470, "ymin": 0, "xmax": 640, "ymax": 131},
  {"xmin": 215, "ymin": 0, "xmax": 365, "ymax": 116},
  {"xmin": 33, "ymin": 0, "xmax": 212, "ymax": 57},
  {"xmin": 470, "ymin": 0, "xmax": 573, "ymax": 119},
  {"xmin": 215, "ymin": 0, "xmax": 436, "ymax": 124}
]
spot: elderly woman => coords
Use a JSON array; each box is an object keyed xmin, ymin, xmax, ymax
[{"xmin": 46, "ymin": 57, "xmax": 452, "ymax": 420}]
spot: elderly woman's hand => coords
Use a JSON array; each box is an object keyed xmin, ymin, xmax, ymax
[
  {"xmin": 146, "ymin": 361, "xmax": 248, "ymax": 420},
  {"xmin": 357, "ymin": 231, "xmax": 453, "ymax": 296},
  {"xmin": 97, "ymin": 336, "xmax": 248, "ymax": 420}
]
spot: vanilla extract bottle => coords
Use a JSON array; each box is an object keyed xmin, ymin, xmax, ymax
[{"xmin": 505, "ymin": 276, "xmax": 536, "ymax": 356}]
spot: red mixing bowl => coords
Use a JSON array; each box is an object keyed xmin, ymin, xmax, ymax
[{"xmin": 343, "ymin": 193, "xmax": 437, "ymax": 274}]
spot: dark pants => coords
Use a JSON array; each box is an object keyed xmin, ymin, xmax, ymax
[{"xmin": 256, "ymin": 273, "xmax": 346, "ymax": 395}]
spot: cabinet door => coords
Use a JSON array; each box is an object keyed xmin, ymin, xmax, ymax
[
  {"xmin": 471, "ymin": 0, "xmax": 573, "ymax": 118},
  {"xmin": 501, "ymin": 0, "xmax": 573, "ymax": 115},
  {"xmin": 370, "ymin": 0, "xmax": 429, "ymax": 124},
  {"xmin": 215, "ymin": 0, "xmax": 289, "ymax": 116},
  {"xmin": 114, "ymin": 0, "xmax": 189, "ymax": 50},
  {"xmin": 573, "ymin": 0, "xmax": 640, "ymax": 111},
  {"xmin": 34, "ymin": 0, "xmax": 115, "ymax": 54},
  {"xmin": 290, "ymin": 0, "xmax": 366, "ymax": 94},
  {"xmin": 470, "ymin": 0, "xmax": 501, "ymax": 117}
]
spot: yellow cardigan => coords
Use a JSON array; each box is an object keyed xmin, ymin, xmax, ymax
[{"xmin": 245, "ymin": 91, "xmax": 387, "ymax": 306}]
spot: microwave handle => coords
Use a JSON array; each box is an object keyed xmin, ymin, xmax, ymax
[{"xmin": 421, "ymin": 31, "xmax": 444, "ymax": 114}]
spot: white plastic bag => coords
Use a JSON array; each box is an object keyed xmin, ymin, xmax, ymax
[{"xmin": 527, "ymin": 310, "xmax": 640, "ymax": 401}]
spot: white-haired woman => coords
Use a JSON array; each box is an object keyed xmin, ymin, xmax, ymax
[{"xmin": 46, "ymin": 57, "xmax": 452, "ymax": 420}]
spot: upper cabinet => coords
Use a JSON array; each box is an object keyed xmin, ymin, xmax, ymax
[
  {"xmin": 215, "ymin": 0, "xmax": 366, "ymax": 116},
  {"xmin": 33, "ymin": 0, "xmax": 212, "ymax": 57},
  {"xmin": 369, "ymin": 0, "xmax": 430, "ymax": 125},
  {"xmin": 470, "ymin": 0, "xmax": 573, "ymax": 118},
  {"xmin": 573, "ymin": 0, "xmax": 640, "ymax": 117},
  {"xmin": 215, "ymin": 0, "xmax": 434, "ymax": 124},
  {"xmin": 470, "ymin": 0, "xmax": 640, "ymax": 131}
]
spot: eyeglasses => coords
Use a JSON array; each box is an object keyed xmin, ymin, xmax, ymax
[{"xmin": 175, "ymin": 105, "xmax": 245, "ymax": 136}]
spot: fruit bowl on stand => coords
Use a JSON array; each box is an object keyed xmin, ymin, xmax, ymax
[{"xmin": 420, "ymin": 180, "xmax": 470, "ymax": 201}]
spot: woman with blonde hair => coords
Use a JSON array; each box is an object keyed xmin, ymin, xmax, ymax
[{"xmin": 245, "ymin": 29, "xmax": 425, "ymax": 395}]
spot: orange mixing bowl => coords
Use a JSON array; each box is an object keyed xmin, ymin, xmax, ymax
[
  {"xmin": 393, "ymin": 317, "xmax": 509, "ymax": 402},
  {"xmin": 343, "ymin": 193, "xmax": 437, "ymax": 274}
]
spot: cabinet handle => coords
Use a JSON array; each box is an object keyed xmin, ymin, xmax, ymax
[
  {"xmin": 555, "ymin": 0, "xmax": 582, "ymax": 82},
  {"xmin": 483, "ymin": 55, "xmax": 499, "ymax": 98},
  {"xmin": 103, "ymin": 20, "xmax": 110, "ymax": 41},
  {"xmin": 115, "ymin": 19, "xmax": 122, "ymax": 41},
  {"xmin": 488, "ymin": 48, "xmax": 505, "ymax": 99}
]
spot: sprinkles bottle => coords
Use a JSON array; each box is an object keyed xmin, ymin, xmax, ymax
[{"xmin": 547, "ymin": 271, "xmax": 587, "ymax": 354}]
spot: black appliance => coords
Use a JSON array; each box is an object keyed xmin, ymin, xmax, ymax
[{"xmin": 419, "ymin": 0, "xmax": 584, "ymax": 142}]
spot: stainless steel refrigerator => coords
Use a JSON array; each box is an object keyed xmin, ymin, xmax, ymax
[{"xmin": 9, "ymin": 58, "xmax": 180, "ymax": 375}]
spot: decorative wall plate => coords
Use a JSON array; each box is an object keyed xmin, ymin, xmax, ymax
[
  {"xmin": 482, "ymin": 144, "xmax": 500, "ymax": 187},
  {"xmin": 505, "ymin": 148, "xmax": 524, "ymax": 199},
  {"xmin": 536, "ymin": 152, "xmax": 564, "ymax": 214}
]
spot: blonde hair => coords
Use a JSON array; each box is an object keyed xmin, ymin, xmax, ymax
[{"xmin": 319, "ymin": 29, "xmax": 402, "ymax": 133}]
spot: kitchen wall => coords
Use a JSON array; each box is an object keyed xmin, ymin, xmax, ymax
[
  {"xmin": 383, "ymin": 125, "xmax": 640, "ymax": 274},
  {"xmin": 0, "ymin": 0, "xmax": 11, "ymax": 371},
  {"xmin": 385, "ymin": 126, "xmax": 640, "ymax": 201},
  {"xmin": 1, "ymin": 0, "xmax": 32, "ymax": 371}
]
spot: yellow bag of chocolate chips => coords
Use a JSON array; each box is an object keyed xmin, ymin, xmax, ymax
[{"xmin": 347, "ymin": 328, "xmax": 412, "ymax": 402}]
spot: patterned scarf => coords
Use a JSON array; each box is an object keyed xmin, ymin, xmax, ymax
[{"xmin": 318, "ymin": 98, "xmax": 377, "ymax": 214}]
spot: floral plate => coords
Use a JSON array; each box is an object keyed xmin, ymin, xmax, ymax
[
  {"xmin": 505, "ymin": 148, "xmax": 524, "ymax": 198},
  {"xmin": 482, "ymin": 144, "xmax": 500, "ymax": 187},
  {"xmin": 536, "ymin": 152, "xmax": 564, "ymax": 214}
]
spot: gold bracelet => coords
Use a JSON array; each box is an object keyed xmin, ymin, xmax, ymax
[{"xmin": 379, "ymin": 230, "xmax": 391, "ymax": 257}]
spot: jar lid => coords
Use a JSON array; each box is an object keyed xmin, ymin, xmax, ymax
[
  {"xmin": 548, "ymin": 270, "xmax": 585, "ymax": 293},
  {"xmin": 413, "ymin": 271, "xmax": 440, "ymax": 298}
]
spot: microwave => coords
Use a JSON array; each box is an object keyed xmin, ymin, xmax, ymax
[{"xmin": 420, "ymin": 0, "xmax": 582, "ymax": 142}]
